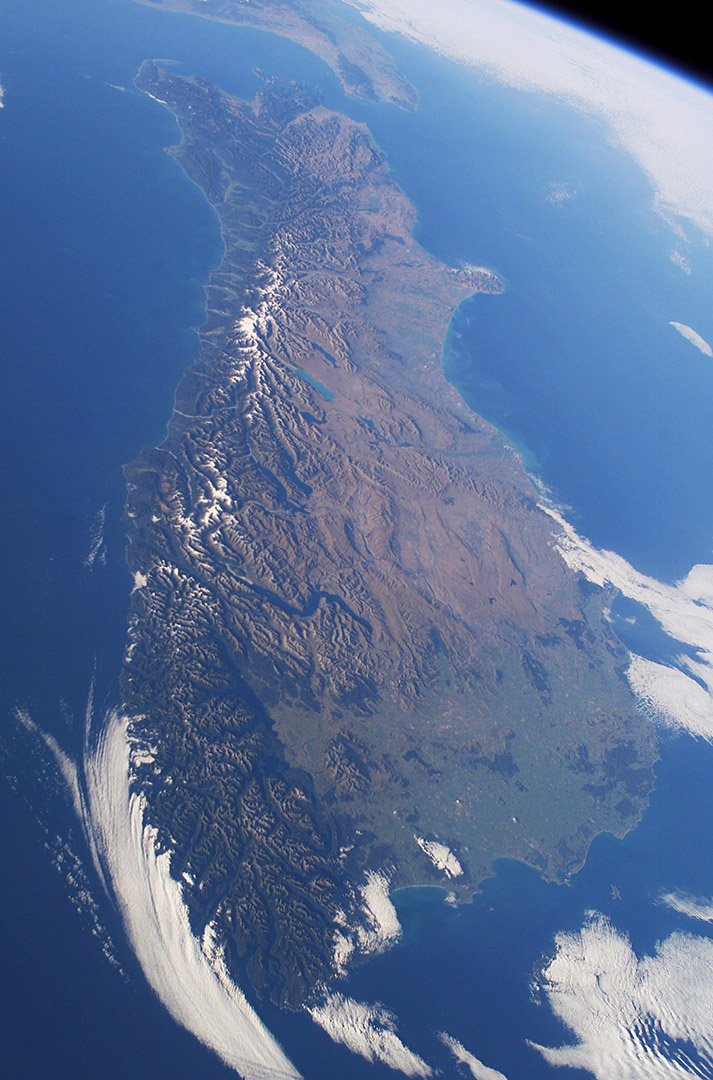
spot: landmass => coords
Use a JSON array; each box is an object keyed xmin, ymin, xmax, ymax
[
  {"xmin": 124, "ymin": 62, "xmax": 658, "ymax": 1007},
  {"xmin": 132, "ymin": 0, "xmax": 418, "ymax": 108}
]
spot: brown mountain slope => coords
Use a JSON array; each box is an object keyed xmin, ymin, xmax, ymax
[{"xmin": 123, "ymin": 65, "xmax": 657, "ymax": 1004}]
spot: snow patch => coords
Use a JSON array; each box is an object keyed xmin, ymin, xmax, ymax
[
  {"xmin": 131, "ymin": 743, "xmax": 155, "ymax": 766},
  {"xmin": 232, "ymin": 267, "xmax": 283, "ymax": 354},
  {"xmin": 131, "ymin": 570, "xmax": 148, "ymax": 593}
]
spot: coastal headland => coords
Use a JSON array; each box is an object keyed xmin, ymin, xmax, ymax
[{"xmin": 123, "ymin": 62, "xmax": 657, "ymax": 1005}]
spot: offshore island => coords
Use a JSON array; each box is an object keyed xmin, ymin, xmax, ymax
[{"xmin": 123, "ymin": 62, "xmax": 658, "ymax": 1007}]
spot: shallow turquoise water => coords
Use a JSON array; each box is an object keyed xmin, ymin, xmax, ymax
[
  {"xmin": 365, "ymin": 36, "xmax": 713, "ymax": 584},
  {"xmin": 2, "ymin": 2, "xmax": 713, "ymax": 1078}
]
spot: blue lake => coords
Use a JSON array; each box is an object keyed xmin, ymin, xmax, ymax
[{"xmin": 2, "ymin": 2, "xmax": 713, "ymax": 1077}]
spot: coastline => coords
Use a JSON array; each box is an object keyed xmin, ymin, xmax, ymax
[{"xmin": 118, "ymin": 62, "xmax": 659, "ymax": 1009}]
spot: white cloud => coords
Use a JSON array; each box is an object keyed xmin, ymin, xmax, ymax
[
  {"xmin": 532, "ymin": 913, "xmax": 713, "ymax": 1078},
  {"xmin": 309, "ymin": 992, "xmax": 433, "ymax": 1076},
  {"xmin": 415, "ymin": 836, "xmax": 464, "ymax": 878},
  {"xmin": 545, "ymin": 181, "xmax": 579, "ymax": 206},
  {"xmin": 83, "ymin": 504, "xmax": 107, "ymax": 570},
  {"xmin": 348, "ymin": 0, "xmax": 713, "ymax": 236},
  {"xmin": 358, "ymin": 869, "xmax": 402, "ymax": 953},
  {"xmin": 439, "ymin": 1031, "xmax": 509, "ymax": 1079},
  {"xmin": 56, "ymin": 708, "xmax": 302, "ymax": 1080},
  {"xmin": 670, "ymin": 251, "xmax": 692, "ymax": 275},
  {"xmin": 131, "ymin": 570, "xmax": 149, "ymax": 592},
  {"xmin": 542, "ymin": 505, "xmax": 713, "ymax": 740},
  {"xmin": 15, "ymin": 706, "xmax": 83, "ymax": 821},
  {"xmin": 626, "ymin": 657, "xmax": 713, "ymax": 740},
  {"xmin": 661, "ymin": 891, "xmax": 713, "ymax": 923},
  {"xmin": 670, "ymin": 321, "xmax": 713, "ymax": 357},
  {"xmin": 331, "ymin": 869, "xmax": 401, "ymax": 975}
]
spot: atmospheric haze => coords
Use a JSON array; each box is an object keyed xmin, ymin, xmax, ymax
[
  {"xmin": 348, "ymin": 0, "xmax": 713, "ymax": 236},
  {"xmin": 9, "ymin": 2, "xmax": 713, "ymax": 1078}
]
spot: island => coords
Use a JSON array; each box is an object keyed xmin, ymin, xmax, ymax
[
  {"xmin": 133, "ymin": 0, "xmax": 418, "ymax": 107},
  {"xmin": 123, "ymin": 62, "xmax": 658, "ymax": 1007}
]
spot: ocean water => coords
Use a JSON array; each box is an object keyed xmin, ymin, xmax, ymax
[
  {"xmin": 2, "ymin": 1, "xmax": 713, "ymax": 1077},
  {"xmin": 356, "ymin": 37, "xmax": 713, "ymax": 585}
]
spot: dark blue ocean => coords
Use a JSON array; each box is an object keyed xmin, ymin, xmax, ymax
[{"xmin": 2, "ymin": 1, "xmax": 713, "ymax": 1077}]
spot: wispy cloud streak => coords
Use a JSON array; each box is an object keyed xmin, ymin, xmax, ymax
[
  {"xmin": 670, "ymin": 322, "xmax": 713, "ymax": 357},
  {"xmin": 439, "ymin": 1032, "xmax": 509, "ymax": 1079},
  {"xmin": 33, "ymin": 704, "xmax": 301, "ymax": 1080},
  {"xmin": 661, "ymin": 891, "xmax": 713, "ymax": 924},
  {"xmin": 309, "ymin": 992, "xmax": 433, "ymax": 1076}
]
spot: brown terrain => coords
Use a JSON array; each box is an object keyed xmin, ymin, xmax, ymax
[
  {"xmin": 123, "ymin": 63, "xmax": 658, "ymax": 1005},
  {"xmin": 133, "ymin": 0, "xmax": 418, "ymax": 107}
]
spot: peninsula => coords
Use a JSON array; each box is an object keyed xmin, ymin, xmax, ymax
[
  {"xmin": 124, "ymin": 62, "xmax": 657, "ymax": 1006},
  {"xmin": 133, "ymin": 0, "xmax": 418, "ymax": 107}
]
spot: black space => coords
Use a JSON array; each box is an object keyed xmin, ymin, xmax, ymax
[{"xmin": 532, "ymin": 0, "xmax": 712, "ymax": 88}]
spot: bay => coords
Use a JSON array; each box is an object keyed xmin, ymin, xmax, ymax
[
  {"xmin": 0, "ymin": 2, "xmax": 338, "ymax": 1076},
  {"xmin": 2, "ymin": 2, "xmax": 713, "ymax": 1077}
]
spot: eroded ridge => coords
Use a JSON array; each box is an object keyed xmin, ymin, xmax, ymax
[{"xmin": 124, "ymin": 64, "xmax": 657, "ymax": 1005}]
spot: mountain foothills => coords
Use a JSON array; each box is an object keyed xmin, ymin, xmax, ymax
[{"xmin": 123, "ymin": 63, "xmax": 657, "ymax": 1006}]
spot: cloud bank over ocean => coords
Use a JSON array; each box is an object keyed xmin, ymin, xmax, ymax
[
  {"xmin": 309, "ymin": 993, "xmax": 433, "ymax": 1077},
  {"xmin": 36, "ymin": 706, "xmax": 301, "ymax": 1080},
  {"xmin": 439, "ymin": 1032, "xmax": 509, "ymax": 1079},
  {"xmin": 542, "ymin": 505, "xmax": 713, "ymax": 741},
  {"xmin": 348, "ymin": 0, "xmax": 713, "ymax": 237},
  {"xmin": 532, "ymin": 913, "xmax": 713, "ymax": 1079},
  {"xmin": 530, "ymin": 497, "xmax": 713, "ymax": 1075},
  {"xmin": 661, "ymin": 891, "xmax": 713, "ymax": 924}
]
